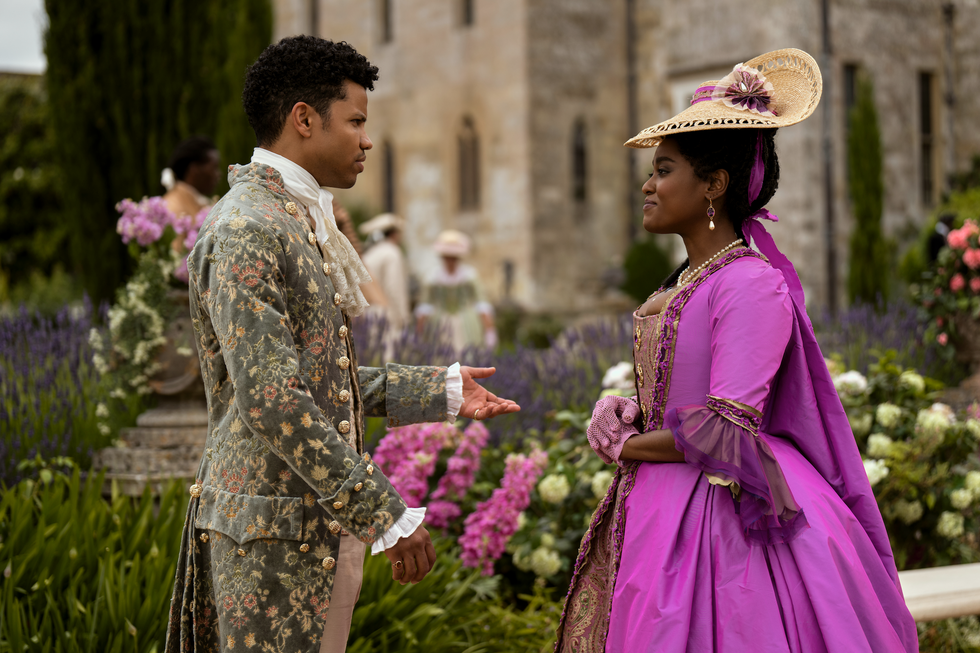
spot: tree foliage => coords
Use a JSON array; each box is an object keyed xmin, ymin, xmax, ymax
[
  {"xmin": 846, "ymin": 74, "xmax": 891, "ymax": 307},
  {"xmin": 43, "ymin": 0, "xmax": 272, "ymax": 303},
  {"xmin": 0, "ymin": 76, "xmax": 71, "ymax": 307}
]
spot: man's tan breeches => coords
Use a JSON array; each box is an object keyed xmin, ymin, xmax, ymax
[{"xmin": 319, "ymin": 535, "xmax": 367, "ymax": 653}]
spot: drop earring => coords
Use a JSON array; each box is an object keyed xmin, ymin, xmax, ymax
[{"xmin": 707, "ymin": 197, "xmax": 716, "ymax": 231}]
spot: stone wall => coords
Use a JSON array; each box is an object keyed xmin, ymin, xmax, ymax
[{"xmin": 272, "ymin": 0, "xmax": 980, "ymax": 314}]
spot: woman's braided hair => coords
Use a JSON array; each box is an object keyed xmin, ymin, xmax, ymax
[{"xmin": 660, "ymin": 128, "xmax": 780, "ymax": 289}]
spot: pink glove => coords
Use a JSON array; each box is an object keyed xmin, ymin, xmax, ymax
[{"xmin": 587, "ymin": 395, "xmax": 642, "ymax": 466}]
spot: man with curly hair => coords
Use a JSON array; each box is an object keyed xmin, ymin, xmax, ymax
[{"xmin": 165, "ymin": 36, "xmax": 518, "ymax": 653}]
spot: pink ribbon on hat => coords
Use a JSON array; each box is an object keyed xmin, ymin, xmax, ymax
[{"xmin": 742, "ymin": 133, "xmax": 811, "ymax": 325}]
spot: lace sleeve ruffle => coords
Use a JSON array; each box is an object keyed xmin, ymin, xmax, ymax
[
  {"xmin": 586, "ymin": 395, "xmax": 641, "ymax": 466},
  {"xmin": 665, "ymin": 396, "xmax": 808, "ymax": 544}
]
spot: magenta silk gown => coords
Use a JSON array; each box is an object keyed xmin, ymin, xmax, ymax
[{"xmin": 555, "ymin": 249, "xmax": 918, "ymax": 652}]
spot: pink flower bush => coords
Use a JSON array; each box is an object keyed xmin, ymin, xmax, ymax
[
  {"xmin": 425, "ymin": 421, "xmax": 491, "ymax": 528},
  {"xmin": 971, "ymin": 277, "xmax": 980, "ymax": 293},
  {"xmin": 965, "ymin": 249, "xmax": 980, "ymax": 270},
  {"xmin": 116, "ymin": 197, "xmax": 171, "ymax": 246},
  {"xmin": 938, "ymin": 332, "xmax": 949, "ymax": 346},
  {"xmin": 373, "ymin": 422, "xmax": 458, "ymax": 507},
  {"xmin": 459, "ymin": 447, "xmax": 549, "ymax": 575},
  {"xmin": 951, "ymin": 273, "xmax": 966, "ymax": 292}
]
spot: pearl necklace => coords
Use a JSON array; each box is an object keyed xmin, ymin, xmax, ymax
[{"xmin": 678, "ymin": 239, "xmax": 744, "ymax": 286}]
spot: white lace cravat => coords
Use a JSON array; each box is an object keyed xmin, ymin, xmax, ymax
[{"xmin": 250, "ymin": 148, "xmax": 372, "ymax": 317}]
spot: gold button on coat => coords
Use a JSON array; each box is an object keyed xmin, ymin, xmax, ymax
[
  {"xmin": 322, "ymin": 557, "xmax": 336, "ymax": 570},
  {"xmin": 308, "ymin": 232, "xmax": 317, "ymax": 245},
  {"xmin": 284, "ymin": 201, "xmax": 298, "ymax": 215},
  {"xmin": 354, "ymin": 482, "xmax": 363, "ymax": 492},
  {"xmin": 338, "ymin": 356, "xmax": 350, "ymax": 370},
  {"xmin": 333, "ymin": 501, "xmax": 344, "ymax": 510},
  {"xmin": 199, "ymin": 533, "xmax": 209, "ymax": 543},
  {"xmin": 338, "ymin": 420, "xmax": 351, "ymax": 434},
  {"xmin": 322, "ymin": 262, "xmax": 330, "ymax": 275},
  {"xmin": 338, "ymin": 389, "xmax": 350, "ymax": 402},
  {"xmin": 237, "ymin": 549, "xmax": 246, "ymax": 557},
  {"xmin": 333, "ymin": 293, "xmax": 342, "ymax": 306},
  {"xmin": 188, "ymin": 484, "xmax": 202, "ymax": 498},
  {"xmin": 329, "ymin": 521, "xmax": 341, "ymax": 534},
  {"xmin": 366, "ymin": 465, "xmax": 374, "ymax": 475},
  {"xmin": 338, "ymin": 325, "xmax": 348, "ymax": 338},
  {"xmin": 299, "ymin": 543, "xmax": 310, "ymax": 553}
]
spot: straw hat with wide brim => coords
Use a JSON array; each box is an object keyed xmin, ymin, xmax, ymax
[
  {"xmin": 625, "ymin": 48, "xmax": 822, "ymax": 149},
  {"xmin": 433, "ymin": 229, "xmax": 471, "ymax": 257},
  {"xmin": 358, "ymin": 212, "xmax": 404, "ymax": 235}
]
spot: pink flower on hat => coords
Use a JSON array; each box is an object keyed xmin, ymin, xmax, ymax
[
  {"xmin": 712, "ymin": 64, "xmax": 777, "ymax": 117},
  {"xmin": 951, "ymin": 274, "xmax": 966, "ymax": 293}
]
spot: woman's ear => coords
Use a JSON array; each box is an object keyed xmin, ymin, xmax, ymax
[{"xmin": 707, "ymin": 169, "xmax": 730, "ymax": 200}]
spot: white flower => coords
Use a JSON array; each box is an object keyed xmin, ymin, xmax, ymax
[
  {"xmin": 966, "ymin": 419, "xmax": 980, "ymax": 440},
  {"xmin": 516, "ymin": 512, "xmax": 527, "ymax": 530},
  {"xmin": 899, "ymin": 371, "xmax": 925, "ymax": 394},
  {"xmin": 965, "ymin": 471, "xmax": 980, "ymax": 492},
  {"xmin": 176, "ymin": 346, "xmax": 193, "ymax": 357},
  {"xmin": 834, "ymin": 370, "xmax": 868, "ymax": 397},
  {"xmin": 950, "ymin": 488, "xmax": 975, "ymax": 510},
  {"xmin": 91, "ymin": 354, "xmax": 109, "ymax": 375},
  {"xmin": 875, "ymin": 403, "xmax": 903, "ymax": 429},
  {"xmin": 824, "ymin": 358, "xmax": 844, "ymax": 378},
  {"xmin": 538, "ymin": 474, "xmax": 571, "ymax": 504},
  {"xmin": 98, "ymin": 423, "xmax": 111, "ymax": 436},
  {"xmin": 540, "ymin": 533, "xmax": 555, "ymax": 548},
  {"xmin": 528, "ymin": 546, "xmax": 562, "ymax": 578},
  {"xmin": 916, "ymin": 403, "xmax": 954, "ymax": 438},
  {"xmin": 110, "ymin": 388, "xmax": 127, "ymax": 399},
  {"xmin": 95, "ymin": 403, "xmax": 110, "ymax": 419},
  {"xmin": 866, "ymin": 434, "xmax": 894, "ymax": 459},
  {"xmin": 849, "ymin": 413, "xmax": 873, "ymax": 438},
  {"xmin": 591, "ymin": 470, "xmax": 614, "ymax": 499},
  {"xmin": 601, "ymin": 362, "xmax": 635, "ymax": 392},
  {"xmin": 891, "ymin": 499, "xmax": 923, "ymax": 525},
  {"xmin": 936, "ymin": 511, "xmax": 965, "ymax": 538},
  {"xmin": 88, "ymin": 328, "xmax": 103, "ymax": 351},
  {"xmin": 863, "ymin": 459, "xmax": 889, "ymax": 487}
]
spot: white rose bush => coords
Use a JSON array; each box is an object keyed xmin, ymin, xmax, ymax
[{"xmin": 830, "ymin": 352, "xmax": 980, "ymax": 569}]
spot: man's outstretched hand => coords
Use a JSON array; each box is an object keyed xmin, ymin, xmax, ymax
[
  {"xmin": 385, "ymin": 525, "xmax": 437, "ymax": 585},
  {"xmin": 458, "ymin": 366, "xmax": 521, "ymax": 421}
]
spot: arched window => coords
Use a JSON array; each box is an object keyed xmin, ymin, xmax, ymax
[
  {"xmin": 383, "ymin": 140, "xmax": 396, "ymax": 213},
  {"xmin": 458, "ymin": 117, "xmax": 481, "ymax": 210},
  {"xmin": 379, "ymin": 0, "xmax": 393, "ymax": 43},
  {"xmin": 461, "ymin": 0, "xmax": 475, "ymax": 26},
  {"xmin": 572, "ymin": 118, "xmax": 588, "ymax": 202}
]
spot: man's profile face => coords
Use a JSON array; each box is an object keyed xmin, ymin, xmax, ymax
[{"xmin": 308, "ymin": 80, "xmax": 372, "ymax": 188}]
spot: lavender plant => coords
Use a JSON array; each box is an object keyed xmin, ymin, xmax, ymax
[{"xmin": 0, "ymin": 299, "xmax": 116, "ymax": 485}]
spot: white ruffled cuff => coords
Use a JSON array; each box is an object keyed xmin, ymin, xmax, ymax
[
  {"xmin": 446, "ymin": 362, "xmax": 462, "ymax": 424},
  {"xmin": 371, "ymin": 506, "xmax": 426, "ymax": 555}
]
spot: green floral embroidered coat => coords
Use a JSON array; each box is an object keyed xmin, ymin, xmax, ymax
[{"xmin": 165, "ymin": 163, "xmax": 449, "ymax": 653}]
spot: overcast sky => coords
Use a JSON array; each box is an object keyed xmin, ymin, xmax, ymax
[{"xmin": 0, "ymin": 0, "xmax": 46, "ymax": 74}]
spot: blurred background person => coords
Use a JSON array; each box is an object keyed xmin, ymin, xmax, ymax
[
  {"xmin": 360, "ymin": 213, "xmax": 410, "ymax": 333},
  {"xmin": 416, "ymin": 229, "xmax": 496, "ymax": 351},
  {"xmin": 160, "ymin": 136, "xmax": 220, "ymax": 218},
  {"xmin": 928, "ymin": 212, "xmax": 956, "ymax": 262}
]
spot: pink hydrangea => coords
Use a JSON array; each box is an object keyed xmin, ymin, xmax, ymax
[
  {"xmin": 971, "ymin": 277, "xmax": 980, "ymax": 294},
  {"xmin": 950, "ymin": 273, "xmax": 966, "ymax": 293},
  {"xmin": 459, "ymin": 447, "xmax": 549, "ymax": 575},
  {"xmin": 116, "ymin": 197, "xmax": 172, "ymax": 246}
]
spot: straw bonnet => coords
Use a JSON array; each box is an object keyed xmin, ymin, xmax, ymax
[
  {"xmin": 433, "ymin": 229, "xmax": 471, "ymax": 257},
  {"xmin": 626, "ymin": 48, "xmax": 822, "ymax": 148},
  {"xmin": 358, "ymin": 212, "xmax": 404, "ymax": 235}
]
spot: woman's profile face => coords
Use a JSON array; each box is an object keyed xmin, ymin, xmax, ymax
[{"xmin": 640, "ymin": 138, "xmax": 710, "ymax": 236}]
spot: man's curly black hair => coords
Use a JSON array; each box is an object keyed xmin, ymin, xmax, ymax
[{"xmin": 242, "ymin": 36, "xmax": 380, "ymax": 146}]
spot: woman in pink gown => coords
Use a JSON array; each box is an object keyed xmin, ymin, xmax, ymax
[{"xmin": 555, "ymin": 49, "xmax": 917, "ymax": 652}]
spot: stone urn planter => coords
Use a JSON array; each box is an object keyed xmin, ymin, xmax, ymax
[{"xmin": 95, "ymin": 290, "xmax": 208, "ymax": 495}]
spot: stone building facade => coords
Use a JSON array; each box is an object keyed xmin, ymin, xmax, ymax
[{"xmin": 273, "ymin": 0, "xmax": 980, "ymax": 315}]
